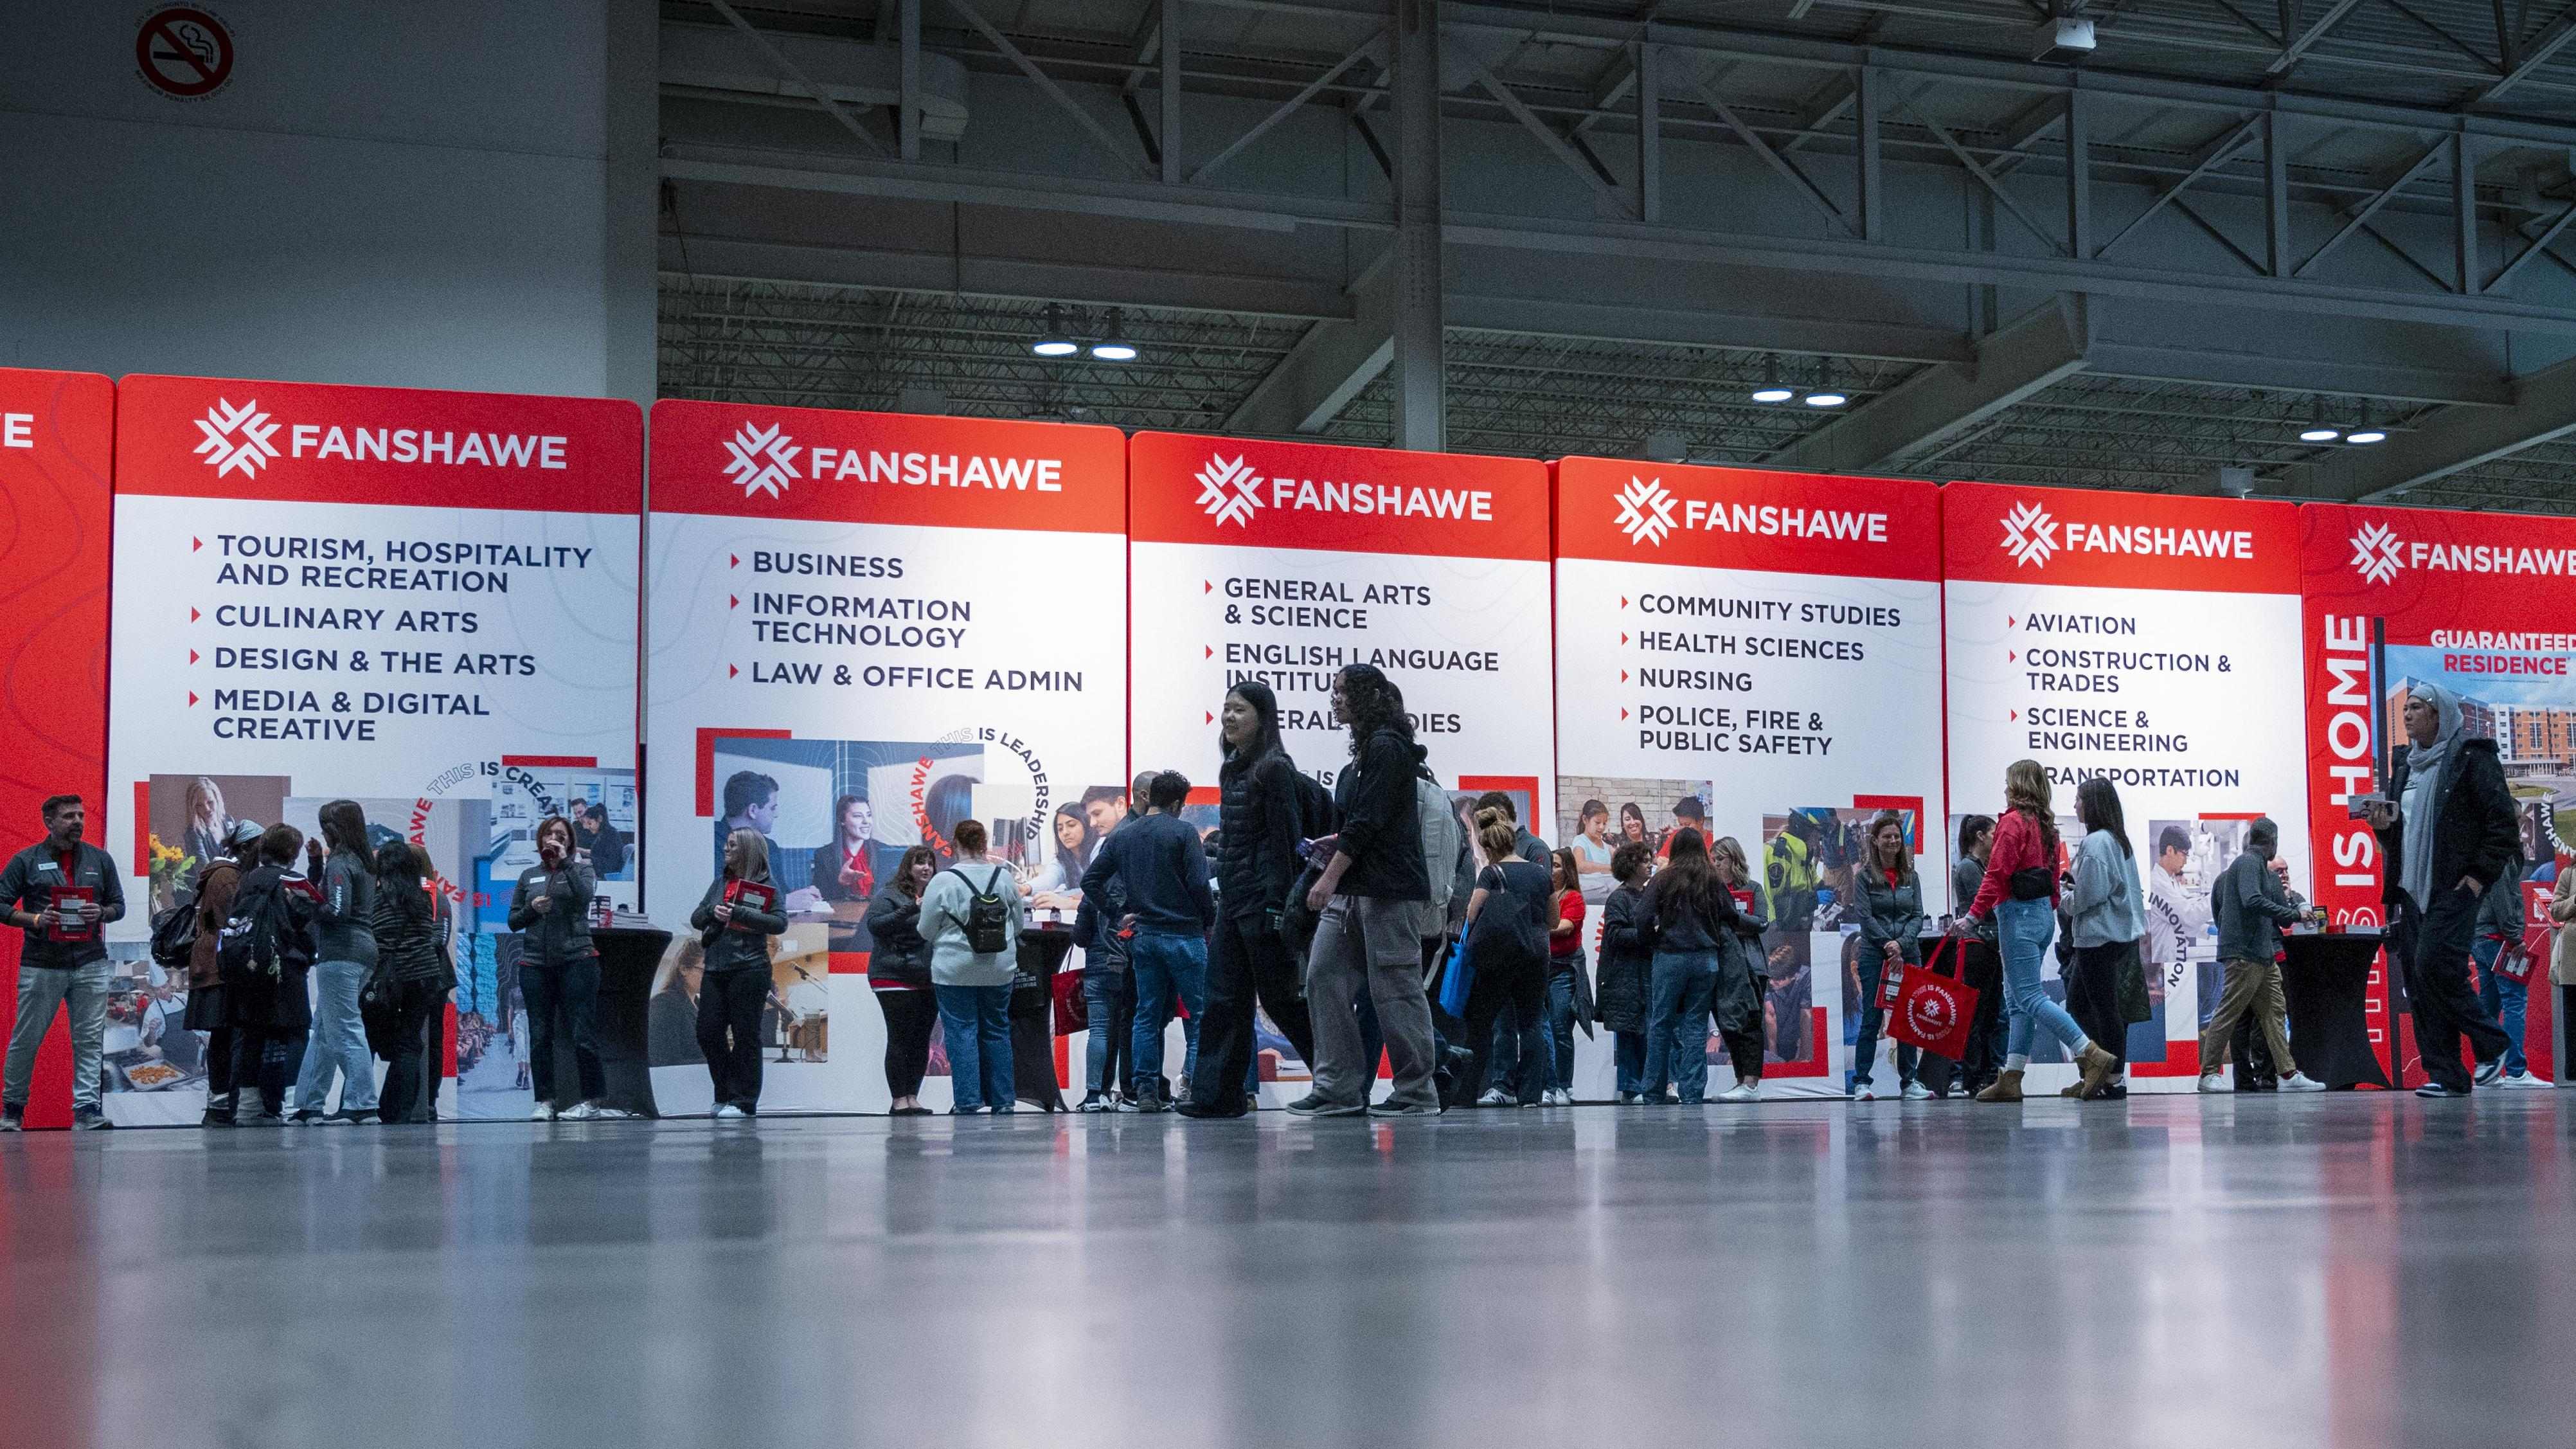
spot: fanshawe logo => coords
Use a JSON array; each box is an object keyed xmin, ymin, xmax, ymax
[
  {"xmin": 1196, "ymin": 454, "xmax": 1264, "ymax": 528},
  {"xmin": 1613, "ymin": 476, "xmax": 1678, "ymax": 546},
  {"xmin": 1195, "ymin": 450, "xmax": 1494, "ymax": 526},
  {"xmin": 2345, "ymin": 519, "xmax": 2576, "ymax": 580},
  {"xmin": 2351, "ymin": 521, "xmax": 2404, "ymax": 585},
  {"xmin": 1998, "ymin": 501, "xmax": 2253, "ymax": 568},
  {"xmin": 724, "ymin": 422, "xmax": 800, "ymax": 499},
  {"xmin": 1902, "ymin": 982, "xmax": 1956, "ymax": 1040},
  {"xmin": 2000, "ymin": 501, "xmax": 2057, "ymax": 568},
  {"xmin": 194, "ymin": 399, "xmax": 280, "ymax": 479}
]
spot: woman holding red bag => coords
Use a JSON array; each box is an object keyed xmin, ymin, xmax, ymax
[
  {"xmin": 1849, "ymin": 811, "xmax": 1927, "ymax": 1102},
  {"xmin": 1956, "ymin": 760, "xmax": 2120, "ymax": 1104}
]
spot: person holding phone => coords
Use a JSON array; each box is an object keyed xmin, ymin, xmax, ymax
[
  {"xmin": 2365, "ymin": 682, "xmax": 2519, "ymax": 1097},
  {"xmin": 691, "ymin": 827, "xmax": 789, "ymax": 1117},
  {"xmin": 510, "ymin": 815, "xmax": 609, "ymax": 1120},
  {"xmin": 0, "ymin": 795, "xmax": 126, "ymax": 1131}
]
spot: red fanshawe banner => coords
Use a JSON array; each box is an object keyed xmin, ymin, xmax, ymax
[
  {"xmin": 1555, "ymin": 457, "xmax": 1938, "ymax": 578},
  {"xmin": 116, "ymin": 375, "xmax": 641, "ymax": 512},
  {"xmin": 650, "ymin": 401, "xmax": 1124, "ymax": 532},
  {"xmin": 1128, "ymin": 432, "xmax": 1548, "ymax": 560},
  {"xmin": 2301, "ymin": 501, "xmax": 2576, "ymax": 1085},
  {"xmin": 1943, "ymin": 480, "xmax": 2299, "ymax": 593},
  {"xmin": 0, "ymin": 368, "xmax": 114, "ymax": 1129}
]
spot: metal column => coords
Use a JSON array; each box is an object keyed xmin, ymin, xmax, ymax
[{"xmin": 1392, "ymin": 0, "xmax": 1445, "ymax": 452}]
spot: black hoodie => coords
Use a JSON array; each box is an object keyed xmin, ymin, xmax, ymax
[
  {"xmin": 1216, "ymin": 681, "xmax": 1305, "ymax": 923},
  {"xmin": 1332, "ymin": 726, "xmax": 1429, "ymax": 902}
]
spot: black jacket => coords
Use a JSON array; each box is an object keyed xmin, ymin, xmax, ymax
[
  {"xmin": 861, "ymin": 879, "xmax": 931, "ymax": 988},
  {"xmin": 0, "ymin": 840, "xmax": 125, "ymax": 970},
  {"xmin": 1635, "ymin": 872, "xmax": 1749, "ymax": 955},
  {"xmin": 1852, "ymin": 866, "xmax": 1926, "ymax": 966},
  {"xmin": 508, "ymin": 862, "xmax": 598, "ymax": 968},
  {"xmin": 370, "ymin": 876, "xmax": 452, "ymax": 987},
  {"xmin": 690, "ymin": 871, "xmax": 788, "ymax": 973},
  {"xmin": 2378, "ymin": 737, "xmax": 2521, "ymax": 912},
  {"xmin": 1218, "ymin": 746, "xmax": 1304, "ymax": 924},
  {"xmin": 1595, "ymin": 883, "xmax": 1652, "ymax": 1034},
  {"xmin": 1330, "ymin": 728, "xmax": 1427, "ymax": 901}
]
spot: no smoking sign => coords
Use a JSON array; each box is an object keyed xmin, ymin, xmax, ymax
[{"xmin": 136, "ymin": 6, "xmax": 234, "ymax": 100}]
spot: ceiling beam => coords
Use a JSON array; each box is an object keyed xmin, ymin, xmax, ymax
[
  {"xmin": 1764, "ymin": 296, "xmax": 2091, "ymax": 473},
  {"xmin": 1224, "ymin": 257, "xmax": 1397, "ymax": 433},
  {"xmin": 2291, "ymin": 353, "xmax": 2576, "ymax": 500}
]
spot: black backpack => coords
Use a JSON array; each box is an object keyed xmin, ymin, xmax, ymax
[
  {"xmin": 148, "ymin": 897, "xmax": 201, "ymax": 971},
  {"xmin": 1467, "ymin": 863, "xmax": 1548, "ymax": 971},
  {"xmin": 215, "ymin": 872, "xmax": 294, "ymax": 984},
  {"xmin": 940, "ymin": 865, "xmax": 1013, "ymax": 955},
  {"xmin": 1291, "ymin": 769, "xmax": 1336, "ymax": 840}
]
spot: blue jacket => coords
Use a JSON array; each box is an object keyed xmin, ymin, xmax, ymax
[{"xmin": 1080, "ymin": 812, "xmax": 1215, "ymax": 937}]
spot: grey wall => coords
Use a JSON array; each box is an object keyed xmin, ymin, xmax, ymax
[{"xmin": 0, "ymin": 1, "xmax": 654, "ymax": 400}]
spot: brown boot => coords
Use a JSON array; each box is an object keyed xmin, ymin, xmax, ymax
[
  {"xmin": 1975, "ymin": 1069, "xmax": 2024, "ymax": 1103},
  {"xmin": 2059, "ymin": 1079, "xmax": 2085, "ymax": 1097},
  {"xmin": 2076, "ymin": 1043, "xmax": 2120, "ymax": 1097}
]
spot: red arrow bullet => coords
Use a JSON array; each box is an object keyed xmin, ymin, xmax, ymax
[
  {"xmin": 189, "ymin": 608, "xmax": 201, "ymax": 623},
  {"xmin": 187, "ymin": 692, "xmax": 199, "ymax": 706},
  {"xmin": 1204, "ymin": 645, "xmax": 1213, "ymax": 659},
  {"xmin": 1204, "ymin": 710, "xmax": 1215, "ymax": 724},
  {"xmin": 729, "ymin": 595, "xmax": 738, "ymax": 609},
  {"xmin": 1620, "ymin": 632, "xmax": 1629, "ymax": 645},
  {"xmin": 1620, "ymin": 708, "xmax": 1630, "ymax": 720},
  {"xmin": 1620, "ymin": 595, "xmax": 1629, "ymax": 609},
  {"xmin": 2008, "ymin": 650, "xmax": 2017, "ymax": 663},
  {"xmin": 2008, "ymin": 616, "xmax": 2016, "ymax": 628},
  {"xmin": 191, "ymin": 537, "xmax": 202, "ymax": 552},
  {"xmin": 2010, "ymin": 709, "xmax": 2019, "ymax": 722},
  {"xmin": 1203, "ymin": 581, "xmax": 1213, "ymax": 594},
  {"xmin": 188, "ymin": 649, "xmax": 199, "ymax": 665},
  {"xmin": 728, "ymin": 664, "xmax": 739, "ymax": 678},
  {"xmin": 729, "ymin": 554, "xmax": 740, "ymax": 568},
  {"xmin": 1620, "ymin": 669, "xmax": 1629, "ymax": 683}
]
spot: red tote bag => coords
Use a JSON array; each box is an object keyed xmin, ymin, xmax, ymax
[{"xmin": 1886, "ymin": 936, "xmax": 1981, "ymax": 1060}]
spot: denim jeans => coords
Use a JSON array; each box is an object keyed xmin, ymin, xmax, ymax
[
  {"xmin": 1127, "ymin": 932, "xmax": 1208, "ymax": 1097},
  {"xmin": 1643, "ymin": 950, "xmax": 1719, "ymax": 1102},
  {"xmin": 1546, "ymin": 965, "xmax": 1579, "ymax": 1092},
  {"xmin": 521, "ymin": 954, "xmax": 605, "ymax": 1106},
  {"xmin": 1998, "ymin": 898, "xmax": 2088, "ymax": 1061},
  {"xmin": 2473, "ymin": 935, "xmax": 2529, "ymax": 1077},
  {"xmin": 935, "ymin": 982, "xmax": 1015, "ymax": 1110},
  {"xmin": 1082, "ymin": 971, "xmax": 1134, "ymax": 1095},
  {"xmin": 1851, "ymin": 947, "xmax": 1920, "ymax": 1090},
  {"xmin": 3, "ymin": 959, "xmax": 110, "ymax": 1113},
  {"xmin": 294, "ymin": 958, "xmax": 379, "ymax": 1114},
  {"xmin": 1613, "ymin": 1029, "xmax": 1648, "ymax": 1095}
]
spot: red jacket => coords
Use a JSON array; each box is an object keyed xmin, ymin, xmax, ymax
[{"xmin": 1969, "ymin": 809, "xmax": 2059, "ymax": 917}]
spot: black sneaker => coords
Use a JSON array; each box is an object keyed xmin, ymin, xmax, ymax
[
  {"xmin": 0, "ymin": 1105, "xmax": 22, "ymax": 1132},
  {"xmin": 1174, "ymin": 1099, "xmax": 1242, "ymax": 1119},
  {"xmin": 1134, "ymin": 1088, "xmax": 1170, "ymax": 1114},
  {"xmin": 72, "ymin": 1109, "xmax": 113, "ymax": 1131},
  {"xmin": 2415, "ymin": 1081, "xmax": 2469, "ymax": 1099},
  {"xmin": 1075, "ymin": 1092, "xmax": 1109, "ymax": 1113},
  {"xmin": 201, "ymin": 1108, "xmax": 237, "ymax": 1128},
  {"xmin": 2474, "ymin": 1056, "xmax": 2506, "ymax": 1087}
]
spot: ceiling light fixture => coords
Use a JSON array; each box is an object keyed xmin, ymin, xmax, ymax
[
  {"xmin": 2298, "ymin": 401, "xmax": 2341, "ymax": 444},
  {"xmin": 1030, "ymin": 304, "xmax": 1078, "ymax": 357},
  {"xmin": 2346, "ymin": 424, "xmax": 2387, "ymax": 445},
  {"xmin": 1751, "ymin": 355, "xmax": 1794, "ymax": 404},
  {"xmin": 1089, "ymin": 308, "xmax": 1138, "ymax": 361}
]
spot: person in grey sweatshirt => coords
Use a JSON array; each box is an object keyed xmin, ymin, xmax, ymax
[
  {"xmin": 291, "ymin": 800, "xmax": 380, "ymax": 1124},
  {"xmin": 2199, "ymin": 816, "xmax": 2324, "ymax": 1093},
  {"xmin": 510, "ymin": 815, "xmax": 607, "ymax": 1120}
]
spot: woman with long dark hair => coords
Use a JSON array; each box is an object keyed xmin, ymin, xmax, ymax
[
  {"xmin": 291, "ymin": 800, "xmax": 380, "ymax": 1123},
  {"xmin": 1292, "ymin": 663, "xmax": 1438, "ymax": 1117},
  {"xmin": 1957, "ymin": 760, "xmax": 2118, "ymax": 1102},
  {"xmin": 368, "ymin": 840, "xmax": 454, "ymax": 1125},
  {"xmin": 1596, "ymin": 842, "xmax": 1656, "ymax": 1102},
  {"xmin": 1026, "ymin": 804, "xmax": 1093, "ymax": 911},
  {"xmin": 225, "ymin": 825, "xmax": 321, "ymax": 1123},
  {"xmin": 510, "ymin": 814, "xmax": 608, "ymax": 1120},
  {"xmin": 1849, "ymin": 811, "xmax": 1928, "ymax": 1101},
  {"xmin": 1635, "ymin": 828, "xmax": 1746, "ymax": 1105},
  {"xmin": 1543, "ymin": 846, "xmax": 1588, "ymax": 1104},
  {"xmin": 690, "ymin": 827, "xmax": 789, "ymax": 1117},
  {"xmin": 1192, "ymin": 681, "xmax": 1319, "ymax": 1117},
  {"xmin": 863, "ymin": 844, "xmax": 939, "ymax": 1115},
  {"xmin": 2064, "ymin": 777, "xmax": 2147, "ymax": 1099},
  {"xmin": 810, "ymin": 793, "xmax": 879, "ymax": 908}
]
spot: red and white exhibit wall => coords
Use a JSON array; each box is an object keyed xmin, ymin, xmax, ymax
[
  {"xmin": 1945, "ymin": 482, "xmax": 2310, "ymax": 1094},
  {"xmin": 15, "ymin": 366, "xmax": 2576, "ymax": 1122},
  {"xmin": 0, "ymin": 368, "xmax": 114, "ymax": 1131},
  {"xmin": 1554, "ymin": 458, "xmax": 1946, "ymax": 1099},
  {"xmin": 102, "ymin": 376, "xmax": 642, "ymax": 1124},
  {"xmin": 1129, "ymin": 433, "xmax": 1555, "ymax": 1097},
  {"xmin": 2301, "ymin": 503, "xmax": 2576, "ymax": 1088},
  {"xmin": 644, "ymin": 402, "xmax": 1128, "ymax": 1114}
]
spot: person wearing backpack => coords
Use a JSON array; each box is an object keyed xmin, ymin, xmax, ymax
[
  {"xmin": 1634, "ymin": 827, "xmax": 1748, "ymax": 1106},
  {"xmin": 1191, "ymin": 683, "xmax": 1319, "ymax": 1118},
  {"xmin": 0, "ymin": 793, "xmax": 128, "ymax": 1131},
  {"xmin": 690, "ymin": 827, "xmax": 789, "ymax": 1117},
  {"xmin": 183, "ymin": 819, "xmax": 264, "ymax": 1126},
  {"xmin": 369, "ymin": 840, "xmax": 455, "ymax": 1126},
  {"xmin": 288, "ymin": 801, "xmax": 380, "ymax": 1124},
  {"xmin": 1080, "ymin": 770, "xmax": 1216, "ymax": 1113},
  {"xmin": 922, "ymin": 818, "xmax": 1026, "ymax": 1114},
  {"xmin": 219, "ymin": 824, "xmax": 323, "ymax": 1124},
  {"xmin": 1294, "ymin": 664, "xmax": 1438, "ymax": 1119},
  {"xmin": 1460, "ymin": 809, "xmax": 1553, "ymax": 1107}
]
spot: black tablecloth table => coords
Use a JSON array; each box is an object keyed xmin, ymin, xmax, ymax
[
  {"xmin": 542, "ymin": 925, "xmax": 670, "ymax": 1117},
  {"xmin": 1012, "ymin": 926, "xmax": 1073, "ymax": 1112},
  {"xmin": 2278, "ymin": 930, "xmax": 2393, "ymax": 1090}
]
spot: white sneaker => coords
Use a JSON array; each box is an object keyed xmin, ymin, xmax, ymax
[
  {"xmin": 591, "ymin": 1106, "xmax": 636, "ymax": 1120},
  {"xmin": 2474, "ymin": 1055, "xmax": 2506, "ymax": 1087},
  {"xmin": 2499, "ymin": 1069, "xmax": 2552, "ymax": 1090},
  {"xmin": 558, "ymin": 1102, "xmax": 598, "ymax": 1121},
  {"xmin": 1718, "ymin": 1082, "xmax": 1761, "ymax": 1103},
  {"xmin": 1850, "ymin": 1085, "xmax": 1875, "ymax": 1102},
  {"xmin": 2279, "ymin": 1072, "xmax": 2327, "ymax": 1093},
  {"xmin": 1476, "ymin": 1088, "xmax": 1513, "ymax": 1107},
  {"xmin": 713, "ymin": 1104, "xmax": 747, "ymax": 1120},
  {"xmin": 2197, "ymin": 1073, "xmax": 2230, "ymax": 1094},
  {"xmin": 529, "ymin": 1102, "xmax": 558, "ymax": 1122},
  {"xmin": 1902, "ymin": 1081, "xmax": 1932, "ymax": 1101}
]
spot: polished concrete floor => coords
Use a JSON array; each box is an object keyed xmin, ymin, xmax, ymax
[{"xmin": 3, "ymin": 1094, "xmax": 2573, "ymax": 1448}]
